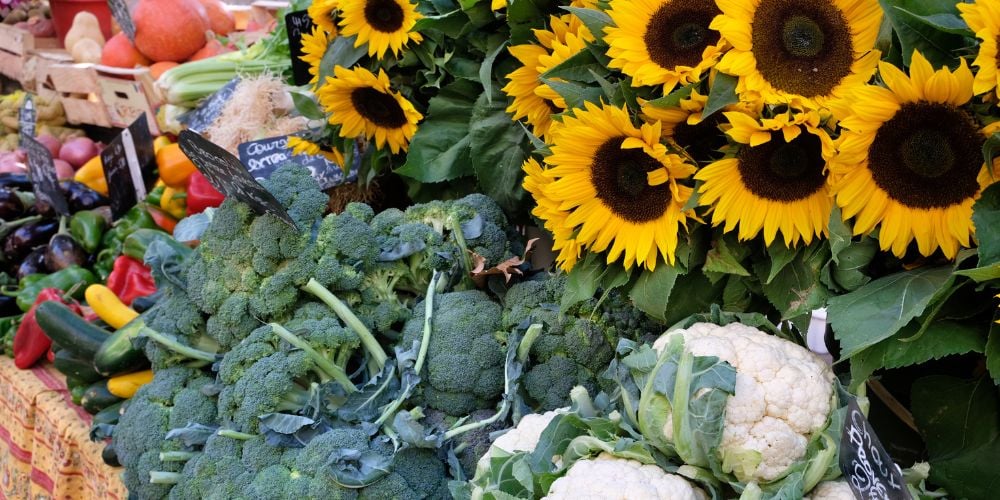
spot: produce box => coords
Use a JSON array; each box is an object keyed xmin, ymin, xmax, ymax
[
  {"xmin": 19, "ymin": 49, "xmax": 73, "ymax": 100},
  {"xmin": 46, "ymin": 61, "xmax": 112, "ymax": 128},
  {"xmin": 0, "ymin": 24, "xmax": 59, "ymax": 84},
  {"xmin": 46, "ymin": 62, "xmax": 162, "ymax": 132}
]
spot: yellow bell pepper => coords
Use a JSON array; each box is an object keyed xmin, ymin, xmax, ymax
[
  {"xmin": 74, "ymin": 156, "xmax": 108, "ymax": 196},
  {"xmin": 160, "ymin": 186, "xmax": 187, "ymax": 219},
  {"xmin": 85, "ymin": 284, "xmax": 139, "ymax": 329},
  {"xmin": 107, "ymin": 370, "xmax": 155, "ymax": 398},
  {"xmin": 153, "ymin": 135, "xmax": 172, "ymax": 154},
  {"xmin": 156, "ymin": 143, "xmax": 198, "ymax": 188}
]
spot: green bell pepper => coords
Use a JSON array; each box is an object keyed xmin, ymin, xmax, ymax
[
  {"xmin": 122, "ymin": 229, "xmax": 190, "ymax": 262},
  {"xmin": 69, "ymin": 210, "xmax": 108, "ymax": 254},
  {"xmin": 13, "ymin": 266, "xmax": 97, "ymax": 312}
]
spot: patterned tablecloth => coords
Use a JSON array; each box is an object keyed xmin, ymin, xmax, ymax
[{"xmin": 0, "ymin": 356, "xmax": 128, "ymax": 499}]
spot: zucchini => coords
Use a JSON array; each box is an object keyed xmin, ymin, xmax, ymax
[
  {"xmin": 92, "ymin": 401, "xmax": 124, "ymax": 427},
  {"xmin": 34, "ymin": 301, "xmax": 108, "ymax": 358},
  {"xmin": 53, "ymin": 349, "xmax": 103, "ymax": 384},
  {"xmin": 70, "ymin": 384, "xmax": 86, "ymax": 406},
  {"xmin": 93, "ymin": 320, "xmax": 148, "ymax": 376},
  {"xmin": 80, "ymin": 380, "xmax": 124, "ymax": 414},
  {"xmin": 102, "ymin": 443, "xmax": 120, "ymax": 467}
]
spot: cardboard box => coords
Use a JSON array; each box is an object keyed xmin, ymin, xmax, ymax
[{"xmin": 0, "ymin": 25, "xmax": 60, "ymax": 84}]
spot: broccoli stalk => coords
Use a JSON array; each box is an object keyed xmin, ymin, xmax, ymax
[
  {"xmin": 217, "ymin": 429, "xmax": 255, "ymax": 440},
  {"xmin": 140, "ymin": 326, "xmax": 220, "ymax": 363},
  {"xmin": 149, "ymin": 471, "xmax": 182, "ymax": 484},
  {"xmin": 302, "ymin": 278, "xmax": 387, "ymax": 371},
  {"xmin": 269, "ymin": 323, "xmax": 357, "ymax": 393},
  {"xmin": 159, "ymin": 451, "xmax": 197, "ymax": 462}
]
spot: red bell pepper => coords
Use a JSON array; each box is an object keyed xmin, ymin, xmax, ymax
[
  {"xmin": 14, "ymin": 288, "xmax": 81, "ymax": 369},
  {"xmin": 106, "ymin": 255, "xmax": 157, "ymax": 306},
  {"xmin": 146, "ymin": 205, "xmax": 178, "ymax": 233},
  {"xmin": 186, "ymin": 171, "xmax": 225, "ymax": 214}
]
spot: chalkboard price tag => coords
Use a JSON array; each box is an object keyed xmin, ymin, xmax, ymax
[
  {"xmin": 101, "ymin": 114, "xmax": 157, "ymax": 218},
  {"xmin": 238, "ymin": 135, "xmax": 356, "ymax": 189},
  {"xmin": 840, "ymin": 399, "xmax": 911, "ymax": 500},
  {"xmin": 179, "ymin": 78, "xmax": 239, "ymax": 133},
  {"xmin": 19, "ymin": 93, "xmax": 36, "ymax": 147},
  {"xmin": 22, "ymin": 136, "xmax": 69, "ymax": 216},
  {"xmin": 285, "ymin": 11, "xmax": 314, "ymax": 87},
  {"xmin": 107, "ymin": 0, "xmax": 136, "ymax": 43},
  {"xmin": 179, "ymin": 130, "xmax": 297, "ymax": 228}
]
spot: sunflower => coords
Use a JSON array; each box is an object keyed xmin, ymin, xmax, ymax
[
  {"xmin": 830, "ymin": 51, "xmax": 998, "ymax": 258},
  {"xmin": 696, "ymin": 109, "xmax": 834, "ymax": 246},
  {"xmin": 711, "ymin": 0, "xmax": 882, "ymax": 107},
  {"xmin": 338, "ymin": 0, "xmax": 422, "ymax": 59},
  {"xmin": 640, "ymin": 89, "xmax": 759, "ymax": 164},
  {"xmin": 287, "ymin": 136, "xmax": 346, "ymax": 167},
  {"xmin": 308, "ymin": 0, "xmax": 339, "ymax": 34},
  {"xmin": 503, "ymin": 16, "xmax": 593, "ymax": 141},
  {"xmin": 605, "ymin": 0, "xmax": 725, "ymax": 92},
  {"xmin": 532, "ymin": 102, "xmax": 695, "ymax": 271},
  {"xmin": 299, "ymin": 26, "xmax": 330, "ymax": 87},
  {"xmin": 522, "ymin": 158, "xmax": 582, "ymax": 270},
  {"xmin": 317, "ymin": 66, "xmax": 422, "ymax": 154},
  {"xmin": 958, "ymin": 1, "xmax": 1000, "ymax": 99}
]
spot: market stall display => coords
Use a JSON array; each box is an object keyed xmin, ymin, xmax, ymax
[{"xmin": 0, "ymin": 0, "xmax": 998, "ymax": 498}]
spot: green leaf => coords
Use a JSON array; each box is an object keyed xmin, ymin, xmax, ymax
[
  {"xmin": 288, "ymin": 90, "xmax": 325, "ymax": 121},
  {"xmin": 317, "ymin": 35, "xmax": 368, "ymax": 84},
  {"xmin": 879, "ymin": 0, "xmax": 974, "ymax": 68},
  {"xmin": 848, "ymin": 320, "xmax": 987, "ymax": 390},
  {"xmin": 541, "ymin": 79, "xmax": 605, "ymax": 109},
  {"xmin": 911, "ymin": 375, "xmax": 1000, "ymax": 500},
  {"xmin": 984, "ymin": 132, "xmax": 1000, "ymax": 170},
  {"xmin": 827, "ymin": 238, "xmax": 877, "ymax": 292},
  {"xmin": 892, "ymin": 8, "xmax": 971, "ymax": 36},
  {"xmin": 701, "ymin": 72, "xmax": 737, "ymax": 120},
  {"xmin": 541, "ymin": 48, "xmax": 607, "ymax": 83},
  {"xmin": 954, "ymin": 262, "xmax": 1000, "ymax": 282},
  {"xmin": 413, "ymin": 10, "xmax": 470, "ymax": 38},
  {"xmin": 561, "ymin": 253, "xmax": 605, "ymax": 313},
  {"xmin": 663, "ymin": 272, "xmax": 726, "ymax": 327},
  {"xmin": 827, "ymin": 206, "xmax": 852, "ymax": 263},
  {"xmin": 828, "ymin": 265, "xmax": 954, "ymax": 359},
  {"xmin": 757, "ymin": 244, "xmax": 831, "ymax": 323},
  {"xmin": 479, "ymin": 39, "xmax": 509, "ymax": 102},
  {"xmin": 764, "ymin": 244, "xmax": 798, "ymax": 284},
  {"xmin": 703, "ymin": 237, "xmax": 751, "ymax": 277},
  {"xmin": 562, "ymin": 7, "xmax": 612, "ymax": 43},
  {"xmin": 508, "ymin": 0, "xmax": 556, "ymax": 45},
  {"xmin": 396, "ymin": 80, "xmax": 480, "ymax": 182},
  {"xmin": 469, "ymin": 89, "xmax": 530, "ymax": 215},
  {"xmin": 645, "ymin": 83, "xmax": 696, "ymax": 108},
  {"xmin": 974, "ymin": 183, "xmax": 1000, "ymax": 267},
  {"xmin": 988, "ymin": 318, "xmax": 1000, "ymax": 385},
  {"xmin": 629, "ymin": 264, "xmax": 680, "ymax": 321}
]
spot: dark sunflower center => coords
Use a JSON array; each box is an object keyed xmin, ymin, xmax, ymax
[
  {"xmin": 644, "ymin": 0, "xmax": 721, "ymax": 69},
  {"xmin": 672, "ymin": 114, "xmax": 727, "ymax": 163},
  {"xmin": 591, "ymin": 137, "xmax": 673, "ymax": 223},
  {"xmin": 363, "ymin": 0, "xmax": 404, "ymax": 32},
  {"xmin": 737, "ymin": 131, "xmax": 826, "ymax": 201},
  {"xmin": 868, "ymin": 103, "xmax": 983, "ymax": 208},
  {"xmin": 349, "ymin": 87, "xmax": 408, "ymax": 128},
  {"xmin": 751, "ymin": 0, "xmax": 854, "ymax": 97}
]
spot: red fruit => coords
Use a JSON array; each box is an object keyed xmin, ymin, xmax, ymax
[
  {"xmin": 195, "ymin": 0, "xmax": 235, "ymax": 35},
  {"xmin": 101, "ymin": 33, "xmax": 152, "ymax": 68},
  {"xmin": 133, "ymin": 0, "xmax": 210, "ymax": 63}
]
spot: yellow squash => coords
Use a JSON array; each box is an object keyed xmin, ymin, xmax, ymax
[{"xmin": 85, "ymin": 284, "xmax": 139, "ymax": 329}]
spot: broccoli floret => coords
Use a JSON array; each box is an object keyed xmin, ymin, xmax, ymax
[
  {"xmin": 241, "ymin": 435, "xmax": 299, "ymax": 473},
  {"xmin": 401, "ymin": 290, "xmax": 505, "ymax": 416},
  {"xmin": 246, "ymin": 464, "xmax": 312, "ymax": 499},
  {"xmin": 259, "ymin": 163, "xmax": 329, "ymax": 230},
  {"xmin": 502, "ymin": 275, "xmax": 662, "ymax": 410},
  {"xmin": 343, "ymin": 202, "xmax": 375, "ymax": 223},
  {"xmin": 168, "ymin": 433, "xmax": 253, "ymax": 500},
  {"xmin": 358, "ymin": 448, "xmax": 450, "ymax": 500}
]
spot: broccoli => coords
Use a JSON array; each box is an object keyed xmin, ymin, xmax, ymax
[
  {"xmin": 166, "ymin": 432, "xmax": 254, "ymax": 500},
  {"xmin": 140, "ymin": 284, "xmax": 219, "ymax": 369},
  {"xmin": 358, "ymin": 447, "xmax": 451, "ymax": 500},
  {"xmin": 113, "ymin": 368, "xmax": 218, "ymax": 499},
  {"xmin": 501, "ymin": 275, "xmax": 662, "ymax": 410},
  {"xmin": 401, "ymin": 290, "xmax": 506, "ymax": 416}
]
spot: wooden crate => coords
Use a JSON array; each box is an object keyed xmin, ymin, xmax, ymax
[
  {"xmin": 20, "ymin": 49, "xmax": 72, "ymax": 99},
  {"xmin": 47, "ymin": 63, "xmax": 112, "ymax": 128},
  {"xmin": 47, "ymin": 62, "xmax": 163, "ymax": 132},
  {"xmin": 0, "ymin": 25, "xmax": 59, "ymax": 83}
]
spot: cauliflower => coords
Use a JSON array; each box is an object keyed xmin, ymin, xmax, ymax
[
  {"xmin": 491, "ymin": 410, "xmax": 563, "ymax": 454},
  {"xmin": 805, "ymin": 480, "xmax": 855, "ymax": 500},
  {"xmin": 651, "ymin": 322, "xmax": 836, "ymax": 483},
  {"xmin": 544, "ymin": 453, "xmax": 707, "ymax": 500}
]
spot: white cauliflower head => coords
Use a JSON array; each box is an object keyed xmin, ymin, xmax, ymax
[
  {"xmin": 652, "ymin": 322, "xmax": 836, "ymax": 482},
  {"xmin": 544, "ymin": 453, "xmax": 708, "ymax": 500},
  {"xmin": 805, "ymin": 480, "xmax": 856, "ymax": 500},
  {"xmin": 491, "ymin": 409, "xmax": 564, "ymax": 454}
]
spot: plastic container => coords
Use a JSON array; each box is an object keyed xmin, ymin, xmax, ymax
[{"xmin": 49, "ymin": 1, "xmax": 114, "ymax": 47}]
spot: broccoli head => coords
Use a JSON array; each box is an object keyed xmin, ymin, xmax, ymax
[{"xmin": 401, "ymin": 290, "xmax": 505, "ymax": 416}]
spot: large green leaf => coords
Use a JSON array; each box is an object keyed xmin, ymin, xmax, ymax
[
  {"xmin": 508, "ymin": 0, "xmax": 556, "ymax": 45},
  {"xmin": 663, "ymin": 271, "xmax": 726, "ymax": 326},
  {"xmin": 561, "ymin": 253, "xmax": 605, "ymax": 313},
  {"xmin": 989, "ymin": 317, "xmax": 1000, "ymax": 385},
  {"xmin": 701, "ymin": 72, "xmax": 737, "ymax": 119},
  {"xmin": 562, "ymin": 7, "xmax": 612, "ymax": 43},
  {"xmin": 703, "ymin": 236, "xmax": 751, "ymax": 277},
  {"xmin": 911, "ymin": 375, "xmax": 1000, "ymax": 499},
  {"xmin": 828, "ymin": 265, "xmax": 954, "ymax": 359},
  {"xmin": 469, "ymin": 89, "xmax": 530, "ymax": 215},
  {"xmin": 848, "ymin": 320, "xmax": 987, "ymax": 390},
  {"xmin": 756, "ymin": 244, "xmax": 831, "ymax": 323},
  {"xmin": 396, "ymin": 80, "xmax": 480, "ymax": 182},
  {"xmin": 317, "ymin": 35, "xmax": 368, "ymax": 84},
  {"xmin": 629, "ymin": 264, "xmax": 681, "ymax": 321},
  {"xmin": 541, "ymin": 79, "xmax": 605, "ymax": 108},
  {"xmin": 878, "ymin": 0, "xmax": 974, "ymax": 68},
  {"xmin": 973, "ymin": 183, "xmax": 1000, "ymax": 267},
  {"xmin": 541, "ymin": 47, "xmax": 609, "ymax": 83}
]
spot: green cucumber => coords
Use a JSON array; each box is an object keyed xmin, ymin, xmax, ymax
[
  {"xmin": 53, "ymin": 349, "xmax": 103, "ymax": 384},
  {"xmin": 93, "ymin": 320, "xmax": 148, "ymax": 376},
  {"xmin": 92, "ymin": 401, "xmax": 124, "ymax": 426},
  {"xmin": 80, "ymin": 380, "xmax": 124, "ymax": 415},
  {"xmin": 34, "ymin": 301, "xmax": 108, "ymax": 358}
]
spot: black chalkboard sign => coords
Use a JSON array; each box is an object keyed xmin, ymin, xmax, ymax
[
  {"xmin": 238, "ymin": 135, "xmax": 356, "ymax": 189},
  {"xmin": 101, "ymin": 114, "xmax": 156, "ymax": 218},
  {"xmin": 18, "ymin": 93, "xmax": 36, "ymax": 147},
  {"xmin": 178, "ymin": 130, "xmax": 297, "ymax": 228},
  {"xmin": 285, "ymin": 10, "xmax": 314, "ymax": 86},
  {"xmin": 22, "ymin": 136, "xmax": 69, "ymax": 216},
  {"xmin": 840, "ymin": 399, "xmax": 911, "ymax": 500},
  {"xmin": 179, "ymin": 78, "xmax": 239, "ymax": 133},
  {"xmin": 107, "ymin": 0, "xmax": 136, "ymax": 43}
]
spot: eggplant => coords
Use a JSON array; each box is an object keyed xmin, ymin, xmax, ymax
[
  {"xmin": 16, "ymin": 246, "xmax": 48, "ymax": 280},
  {"xmin": 60, "ymin": 181, "xmax": 108, "ymax": 212},
  {"xmin": 0, "ymin": 189, "xmax": 24, "ymax": 220},
  {"xmin": 44, "ymin": 234, "xmax": 88, "ymax": 271},
  {"xmin": 2, "ymin": 219, "xmax": 58, "ymax": 262},
  {"xmin": 0, "ymin": 173, "xmax": 31, "ymax": 191},
  {"xmin": 0, "ymin": 294, "xmax": 18, "ymax": 316}
]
